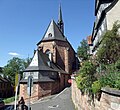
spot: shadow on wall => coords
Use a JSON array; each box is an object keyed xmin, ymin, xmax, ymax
[{"xmin": 56, "ymin": 49, "xmax": 65, "ymax": 70}]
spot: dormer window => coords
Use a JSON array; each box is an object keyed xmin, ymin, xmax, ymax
[{"xmin": 48, "ymin": 33, "xmax": 52, "ymax": 38}]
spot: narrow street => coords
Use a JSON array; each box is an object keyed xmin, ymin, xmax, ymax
[{"xmin": 31, "ymin": 87, "xmax": 75, "ymax": 110}]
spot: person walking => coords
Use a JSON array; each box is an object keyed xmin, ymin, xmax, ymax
[{"xmin": 18, "ymin": 97, "xmax": 25, "ymax": 110}]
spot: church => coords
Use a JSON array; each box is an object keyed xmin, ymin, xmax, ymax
[{"xmin": 20, "ymin": 5, "xmax": 78, "ymax": 102}]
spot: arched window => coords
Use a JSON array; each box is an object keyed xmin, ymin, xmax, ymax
[
  {"xmin": 45, "ymin": 49, "xmax": 52, "ymax": 61},
  {"xmin": 45, "ymin": 49, "xmax": 51, "ymax": 57}
]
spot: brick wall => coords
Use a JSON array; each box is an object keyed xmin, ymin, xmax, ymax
[
  {"xmin": 38, "ymin": 82, "xmax": 52, "ymax": 98},
  {"xmin": 20, "ymin": 83, "xmax": 53, "ymax": 103},
  {"xmin": 51, "ymin": 81, "xmax": 60, "ymax": 94},
  {"xmin": 38, "ymin": 40, "xmax": 76, "ymax": 74},
  {"xmin": 19, "ymin": 83, "xmax": 39, "ymax": 103},
  {"xmin": 59, "ymin": 74, "xmax": 65, "ymax": 91},
  {"xmin": 55, "ymin": 40, "xmax": 75, "ymax": 73},
  {"xmin": 72, "ymin": 79, "xmax": 120, "ymax": 110},
  {"xmin": 20, "ymin": 78, "xmax": 64, "ymax": 103}
]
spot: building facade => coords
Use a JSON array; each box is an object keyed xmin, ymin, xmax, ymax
[
  {"xmin": 90, "ymin": 0, "xmax": 120, "ymax": 55},
  {"xmin": 19, "ymin": 5, "xmax": 78, "ymax": 102},
  {"xmin": 0, "ymin": 67, "xmax": 14, "ymax": 98}
]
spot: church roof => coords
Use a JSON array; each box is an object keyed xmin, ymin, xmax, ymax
[
  {"xmin": 23, "ymin": 50, "xmax": 67, "ymax": 74},
  {"xmin": 37, "ymin": 20, "xmax": 66, "ymax": 45}
]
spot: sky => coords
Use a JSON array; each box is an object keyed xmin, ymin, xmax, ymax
[{"xmin": 0, "ymin": 0, "xmax": 95, "ymax": 67}]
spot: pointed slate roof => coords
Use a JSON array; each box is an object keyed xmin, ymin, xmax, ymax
[
  {"xmin": 23, "ymin": 50, "xmax": 67, "ymax": 74},
  {"xmin": 37, "ymin": 20, "xmax": 66, "ymax": 45},
  {"xmin": 24, "ymin": 50, "xmax": 54, "ymax": 72}
]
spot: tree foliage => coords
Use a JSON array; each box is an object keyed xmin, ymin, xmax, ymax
[
  {"xmin": 97, "ymin": 21, "xmax": 120, "ymax": 64},
  {"xmin": 3, "ymin": 57, "xmax": 31, "ymax": 85},
  {"xmin": 76, "ymin": 61, "xmax": 96, "ymax": 93},
  {"xmin": 98, "ymin": 59, "xmax": 120, "ymax": 90},
  {"xmin": 77, "ymin": 39, "xmax": 89, "ymax": 61}
]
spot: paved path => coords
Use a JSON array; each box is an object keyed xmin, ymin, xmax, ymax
[{"xmin": 31, "ymin": 87, "xmax": 75, "ymax": 110}]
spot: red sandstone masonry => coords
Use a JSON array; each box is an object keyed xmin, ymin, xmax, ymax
[
  {"xmin": 38, "ymin": 40, "xmax": 76, "ymax": 74},
  {"xmin": 19, "ymin": 73, "xmax": 69, "ymax": 103}
]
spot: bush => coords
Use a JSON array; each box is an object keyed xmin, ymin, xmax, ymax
[
  {"xmin": 76, "ymin": 60, "xmax": 96, "ymax": 94},
  {"xmin": 115, "ymin": 59, "xmax": 120, "ymax": 70},
  {"xmin": 92, "ymin": 80, "xmax": 101, "ymax": 94},
  {"xmin": 76, "ymin": 58, "xmax": 120, "ymax": 96},
  {"xmin": 76, "ymin": 75, "xmax": 89, "ymax": 93},
  {"xmin": 115, "ymin": 80, "xmax": 120, "ymax": 89},
  {"xmin": 99, "ymin": 71, "xmax": 120, "ymax": 90},
  {"xmin": 80, "ymin": 61, "xmax": 96, "ymax": 76},
  {"xmin": 76, "ymin": 75, "xmax": 83, "ymax": 89}
]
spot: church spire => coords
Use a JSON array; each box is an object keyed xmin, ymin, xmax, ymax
[{"xmin": 57, "ymin": 4, "xmax": 64, "ymax": 34}]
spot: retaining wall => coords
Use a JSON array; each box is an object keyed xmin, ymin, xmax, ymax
[{"xmin": 72, "ymin": 79, "xmax": 120, "ymax": 110}]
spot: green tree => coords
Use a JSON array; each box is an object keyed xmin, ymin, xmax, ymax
[
  {"xmin": 23, "ymin": 57, "xmax": 32, "ymax": 69},
  {"xmin": 77, "ymin": 39, "xmax": 89, "ymax": 61},
  {"xmin": 97, "ymin": 21, "xmax": 120, "ymax": 64},
  {"xmin": 76, "ymin": 61, "xmax": 96, "ymax": 93},
  {"xmin": 3, "ymin": 57, "xmax": 31, "ymax": 85}
]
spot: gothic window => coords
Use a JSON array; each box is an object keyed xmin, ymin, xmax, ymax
[
  {"xmin": 45, "ymin": 49, "xmax": 51, "ymax": 57},
  {"xmin": 45, "ymin": 49, "xmax": 52, "ymax": 61}
]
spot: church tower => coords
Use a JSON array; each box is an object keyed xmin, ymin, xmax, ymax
[{"xmin": 57, "ymin": 4, "xmax": 64, "ymax": 34}]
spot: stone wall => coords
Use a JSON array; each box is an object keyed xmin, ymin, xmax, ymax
[{"xmin": 72, "ymin": 79, "xmax": 120, "ymax": 110}]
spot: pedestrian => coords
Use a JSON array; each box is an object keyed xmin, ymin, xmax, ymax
[{"xmin": 18, "ymin": 97, "xmax": 25, "ymax": 110}]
